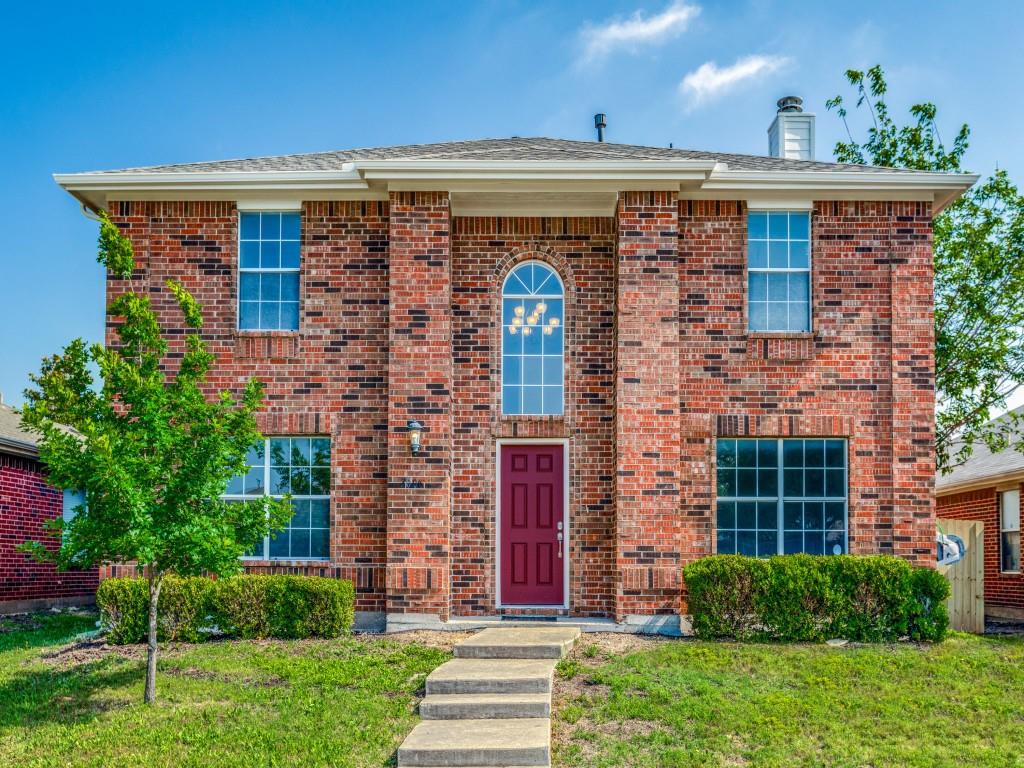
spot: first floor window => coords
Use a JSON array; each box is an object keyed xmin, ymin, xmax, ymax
[
  {"xmin": 225, "ymin": 436, "xmax": 331, "ymax": 560},
  {"xmin": 1000, "ymin": 489, "xmax": 1020, "ymax": 573},
  {"xmin": 716, "ymin": 438, "xmax": 847, "ymax": 556}
]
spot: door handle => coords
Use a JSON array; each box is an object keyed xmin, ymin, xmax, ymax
[{"xmin": 557, "ymin": 531, "xmax": 563, "ymax": 558}]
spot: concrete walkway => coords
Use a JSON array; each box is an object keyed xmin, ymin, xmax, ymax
[{"xmin": 397, "ymin": 625, "xmax": 580, "ymax": 767}]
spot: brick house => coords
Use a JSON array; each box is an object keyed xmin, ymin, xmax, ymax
[
  {"xmin": 937, "ymin": 407, "xmax": 1024, "ymax": 619},
  {"xmin": 0, "ymin": 402, "xmax": 98, "ymax": 613},
  {"xmin": 55, "ymin": 102, "xmax": 975, "ymax": 631}
]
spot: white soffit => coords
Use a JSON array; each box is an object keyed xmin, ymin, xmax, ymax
[{"xmin": 54, "ymin": 159, "xmax": 978, "ymax": 215}]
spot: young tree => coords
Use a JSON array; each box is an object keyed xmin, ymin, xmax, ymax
[
  {"xmin": 19, "ymin": 213, "xmax": 292, "ymax": 703},
  {"xmin": 827, "ymin": 66, "xmax": 1024, "ymax": 471}
]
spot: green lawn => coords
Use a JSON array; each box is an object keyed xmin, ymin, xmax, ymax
[
  {"xmin": 554, "ymin": 634, "xmax": 1024, "ymax": 767},
  {"xmin": 0, "ymin": 611, "xmax": 449, "ymax": 768},
  {"xmin": 4, "ymin": 613, "xmax": 1024, "ymax": 768}
]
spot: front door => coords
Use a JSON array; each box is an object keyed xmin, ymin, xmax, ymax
[{"xmin": 500, "ymin": 444, "xmax": 565, "ymax": 606}]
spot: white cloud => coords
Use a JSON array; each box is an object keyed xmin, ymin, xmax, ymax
[
  {"xmin": 580, "ymin": 2, "xmax": 700, "ymax": 63},
  {"xmin": 680, "ymin": 54, "xmax": 791, "ymax": 107}
]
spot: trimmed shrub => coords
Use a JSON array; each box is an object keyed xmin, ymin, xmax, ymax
[
  {"xmin": 97, "ymin": 576, "xmax": 214, "ymax": 644},
  {"xmin": 97, "ymin": 574, "xmax": 354, "ymax": 644},
  {"xmin": 96, "ymin": 577, "xmax": 149, "ymax": 644},
  {"xmin": 684, "ymin": 554, "xmax": 950, "ymax": 643},
  {"xmin": 209, "ymin": 575, "xmax": 354, "ymax": 640}
]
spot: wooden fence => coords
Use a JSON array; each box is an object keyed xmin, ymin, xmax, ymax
[{"xmin": 937, "ymin": 518, "xmax": 985, "ymax": 634}]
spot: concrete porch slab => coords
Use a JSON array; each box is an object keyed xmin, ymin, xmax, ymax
[{"xmin": 454, "ymin": 626, "xmax": 580, "ymax": 659}]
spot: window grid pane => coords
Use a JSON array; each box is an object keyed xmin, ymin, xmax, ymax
[
  {"xmin": 239, "ymin": 211, "xmax": 301, "ymax": 331},
  {"xmin": 717, "ymin": 438, "xmax": 846, "ymax": 557},
  {"xmin": 225, "ymin": 436, "xmax": 330, "ymax": 561},
  {"xmin": 1001, "ymin": 491, "xmax": 1021, "ymax": 572},
  {"xmin": 501, "ymin": 263, "xmax": 564, "ymax": 415},
  {"xmin": 748, "ymin": 210, "xmax": 810, "ymax": 332}
]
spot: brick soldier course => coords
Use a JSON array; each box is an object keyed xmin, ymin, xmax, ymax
[{"xmin": 54, "ymin": 135, "xmax": 976, "ymax": 630}]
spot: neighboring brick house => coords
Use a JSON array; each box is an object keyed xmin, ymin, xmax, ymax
[
  {"xmin": 55, "ymin": 102, "xmax": 976, "ymax": 631},
  {"xmin": 937, "ymin": 407, "xmax": 1024, "ymax": 619},
  {"xmin": 0, "ymin": 403, "xmax": 98, "ymax": 613}
]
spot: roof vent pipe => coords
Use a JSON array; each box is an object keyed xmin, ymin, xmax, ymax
[{"xmin": 594, "ymin": 113, "xmax": 607, "ymax": 142}]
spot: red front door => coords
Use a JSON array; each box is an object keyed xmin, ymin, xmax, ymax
[{"xmin": 500, "ymin": 444, "xmax": 565, "ymax": 606}]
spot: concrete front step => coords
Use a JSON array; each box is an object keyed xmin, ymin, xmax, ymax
[
  {"xmin": 420, "ymin": 692, "xmax": 551, "ymax": 720},
  {"xmin": 397, "ymin": 717, "xmax": 550, "ymax": 767},
  {"xmin": 426, "ymin": 658, "xmax": 556, "ymax": 695},
  {"xmin": 454, "ymin": 626, "xmax": 580, "ymax": 660}
]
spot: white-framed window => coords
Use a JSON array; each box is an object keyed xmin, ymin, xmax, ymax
[
  {"xmin": 1000, "ymin": 489, "xmax": 1020, "ymax": 573},
  {"xmin": 225, "ymin": 437, "xmax": 331, "ymax": 560},
  {"xmin": 716, "ymin": 438, "xmax": 847, "ymax": 556},
  {"xmin": 501, "ymin": 262, "xmax": 564, "ymax": 416},
  {"xmin": 238, "ymin": 211, "xmax": 300, "ymax": 331},
  {"xmin": 748, "ymin": 210, "xmax": 811, "ymax": 332}
]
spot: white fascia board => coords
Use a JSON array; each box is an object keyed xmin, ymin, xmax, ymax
[
  {"xmin": 703, "ymin": 169, "xmax": 978, "ymax": 213},
  {"xmin": 53, "ymin": 169, "xmax": 368, "ymax": 191}
]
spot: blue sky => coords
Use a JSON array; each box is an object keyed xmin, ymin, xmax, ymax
[{"xmin": 2, "ymin": 0, "xmax": 1022, "ymax": 407}]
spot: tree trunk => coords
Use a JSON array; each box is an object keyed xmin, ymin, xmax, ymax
[{"xmin": 144, "ymin": 570, "xmax": 163, "ymax": 704}]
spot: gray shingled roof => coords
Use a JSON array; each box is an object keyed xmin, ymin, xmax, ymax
[
  {"xmin": 0, "ymin": 403, "xmax": 39, "ymax": 458},
  {"xmin": 81, "ymin": 137, "xmax": 921, "ymax": 176},
  {"xmin": 937, "ymin": 407, "xmax": 1024, "ymax": 492}
]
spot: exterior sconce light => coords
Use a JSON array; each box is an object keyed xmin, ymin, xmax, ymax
[{"xmin": 407, "ymin": 420, "xmax": 423, "ymax": 456}]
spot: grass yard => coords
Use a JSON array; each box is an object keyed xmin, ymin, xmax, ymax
[
  {"xmin": 554, "ymin": 633, "xmax": 1024, "ymax": 767},
  {"xmin": 0, "ymin": 611, "xmax": 451, "ymax": 768}
]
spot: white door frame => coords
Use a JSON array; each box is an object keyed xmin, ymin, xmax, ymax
[{"xmin": 494, "ymin": 438, "xmax": 570, "ymax": 610}]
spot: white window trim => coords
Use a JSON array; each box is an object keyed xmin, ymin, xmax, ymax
[
  {"xmin": 747, "ymin": 209, "xmax": 812, "ymax": 334},
  {"xmin": 226, "ymin": 436, "xmax": 331, "ymax": 562},
  {"xmin": 715, "ymin": 438, "xmax": 848, "ymax": 556},
  {"xmin": 237, "ymin": 211, "xmax": 301, "ymax": 332},
  {"xmin": 500, "ymin": 261, "xmax": 566, "ymax": 417},
  {"xmin": 999, "ymin": 489, "xmax": 1021, "ymax": 574}
]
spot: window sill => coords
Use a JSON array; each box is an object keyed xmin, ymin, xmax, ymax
[
  {"xmin": 746, "ymin": 331, "xmax": 815, "ymax": 340},
  {"xmin": 241, "ymin": 558, "xmax": 331, "ymax": 567},
  {"xmin": 234, "ymin": 332, "xmax": 302, "ymax": 360},
  {"xmin": 746, "ymin": 333, "xmax": 816, "ymax": 362}
]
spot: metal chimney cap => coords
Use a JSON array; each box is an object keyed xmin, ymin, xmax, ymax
[
  {"xmin": 777, "ymin": 96, "xmax": 803, "ymax": 113},
  {"xmin": 594, "ymin": 113, "xmax": 607, "ymax": 127}
]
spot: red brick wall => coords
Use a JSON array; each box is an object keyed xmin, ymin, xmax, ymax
[
  {"xmin": 103, "ymin": 196, "xmax": 938, "ymax": 620},
  {"xmin": 676, "ymin": 200, "xmax": 936, "ymax": 578},
  {"xmin": 386, "ymin": 192, "xmax": 453, "ymax": 617},
  {"xmin": 450, "ymin": 216, "xmax": 617, "ymax": 617},
  {"xmin": 938, "ymin": 486, "xmax": 1024, "ymax": 611},
  {"xmin": 0, "ymin": 454, "xmax": 98, "ymax": 611},
  {"xmin": 615, "ymin": 192, "xmax": 682, "ymax": 618},
  {"xmin": 108, "ymin": 200, "xmax": 390, "ymax": 610}
]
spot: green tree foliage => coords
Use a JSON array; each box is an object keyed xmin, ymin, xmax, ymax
[
  {"xmin": 828, "ymin": 66, "xmax": 1024, "ymax": 470},
  {"xmin": 19, "ymin": 212, "xmax": 292, "ymax": 702}
]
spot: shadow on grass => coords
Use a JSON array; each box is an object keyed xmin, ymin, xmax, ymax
[{"xmin": 0, "ymin": 658, "xmax": 143, "ymax": 729}]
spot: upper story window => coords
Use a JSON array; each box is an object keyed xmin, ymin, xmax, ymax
[
  {"xmin": 716, "ymin": 438, "xmax": 847, "ymax": 557},
  {"xmin": 226, "ymin": 437, "xmax": 331, "ymax": 561},
  {"xmin": 748, "ymin": 210, "xmax": 810, "ymax": 333},
  {"xmin": 502, "ymin": 262, "xmax": 564, "ymax": 416},
  {"xmin": 1000, "ymin": 489, "xmax": 1020, "ymax": 573},
  {"xmin": 239, "ymin": 211, "xmax": 300, "ymax": 331}
]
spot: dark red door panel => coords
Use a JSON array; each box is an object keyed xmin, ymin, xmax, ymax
[{"xmin": 500, "ymin": 444, "xmax": 564, "ymax": 605}]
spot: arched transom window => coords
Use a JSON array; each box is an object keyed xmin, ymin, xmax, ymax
[{"xmin": 502, "ymin": 262, "xmax": 564, "ymax": 416}]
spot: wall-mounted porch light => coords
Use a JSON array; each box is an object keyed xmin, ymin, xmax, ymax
[{"xmin": 407, "ymin": 420, "xmax": 423, "ymax": 456}]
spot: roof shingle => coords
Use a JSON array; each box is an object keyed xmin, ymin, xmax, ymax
[{"xmin": 81, "ymin": 137, "xmax": 923, "ymax": 176}]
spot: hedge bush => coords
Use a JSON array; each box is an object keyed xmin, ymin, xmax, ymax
[
  {"xmin": 97, "ymin": 575, "xmax": 354, "ymax": 644},
  {"xmin": 683, "ymin": 554, "xmax": 950, "ymax": 643}
]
